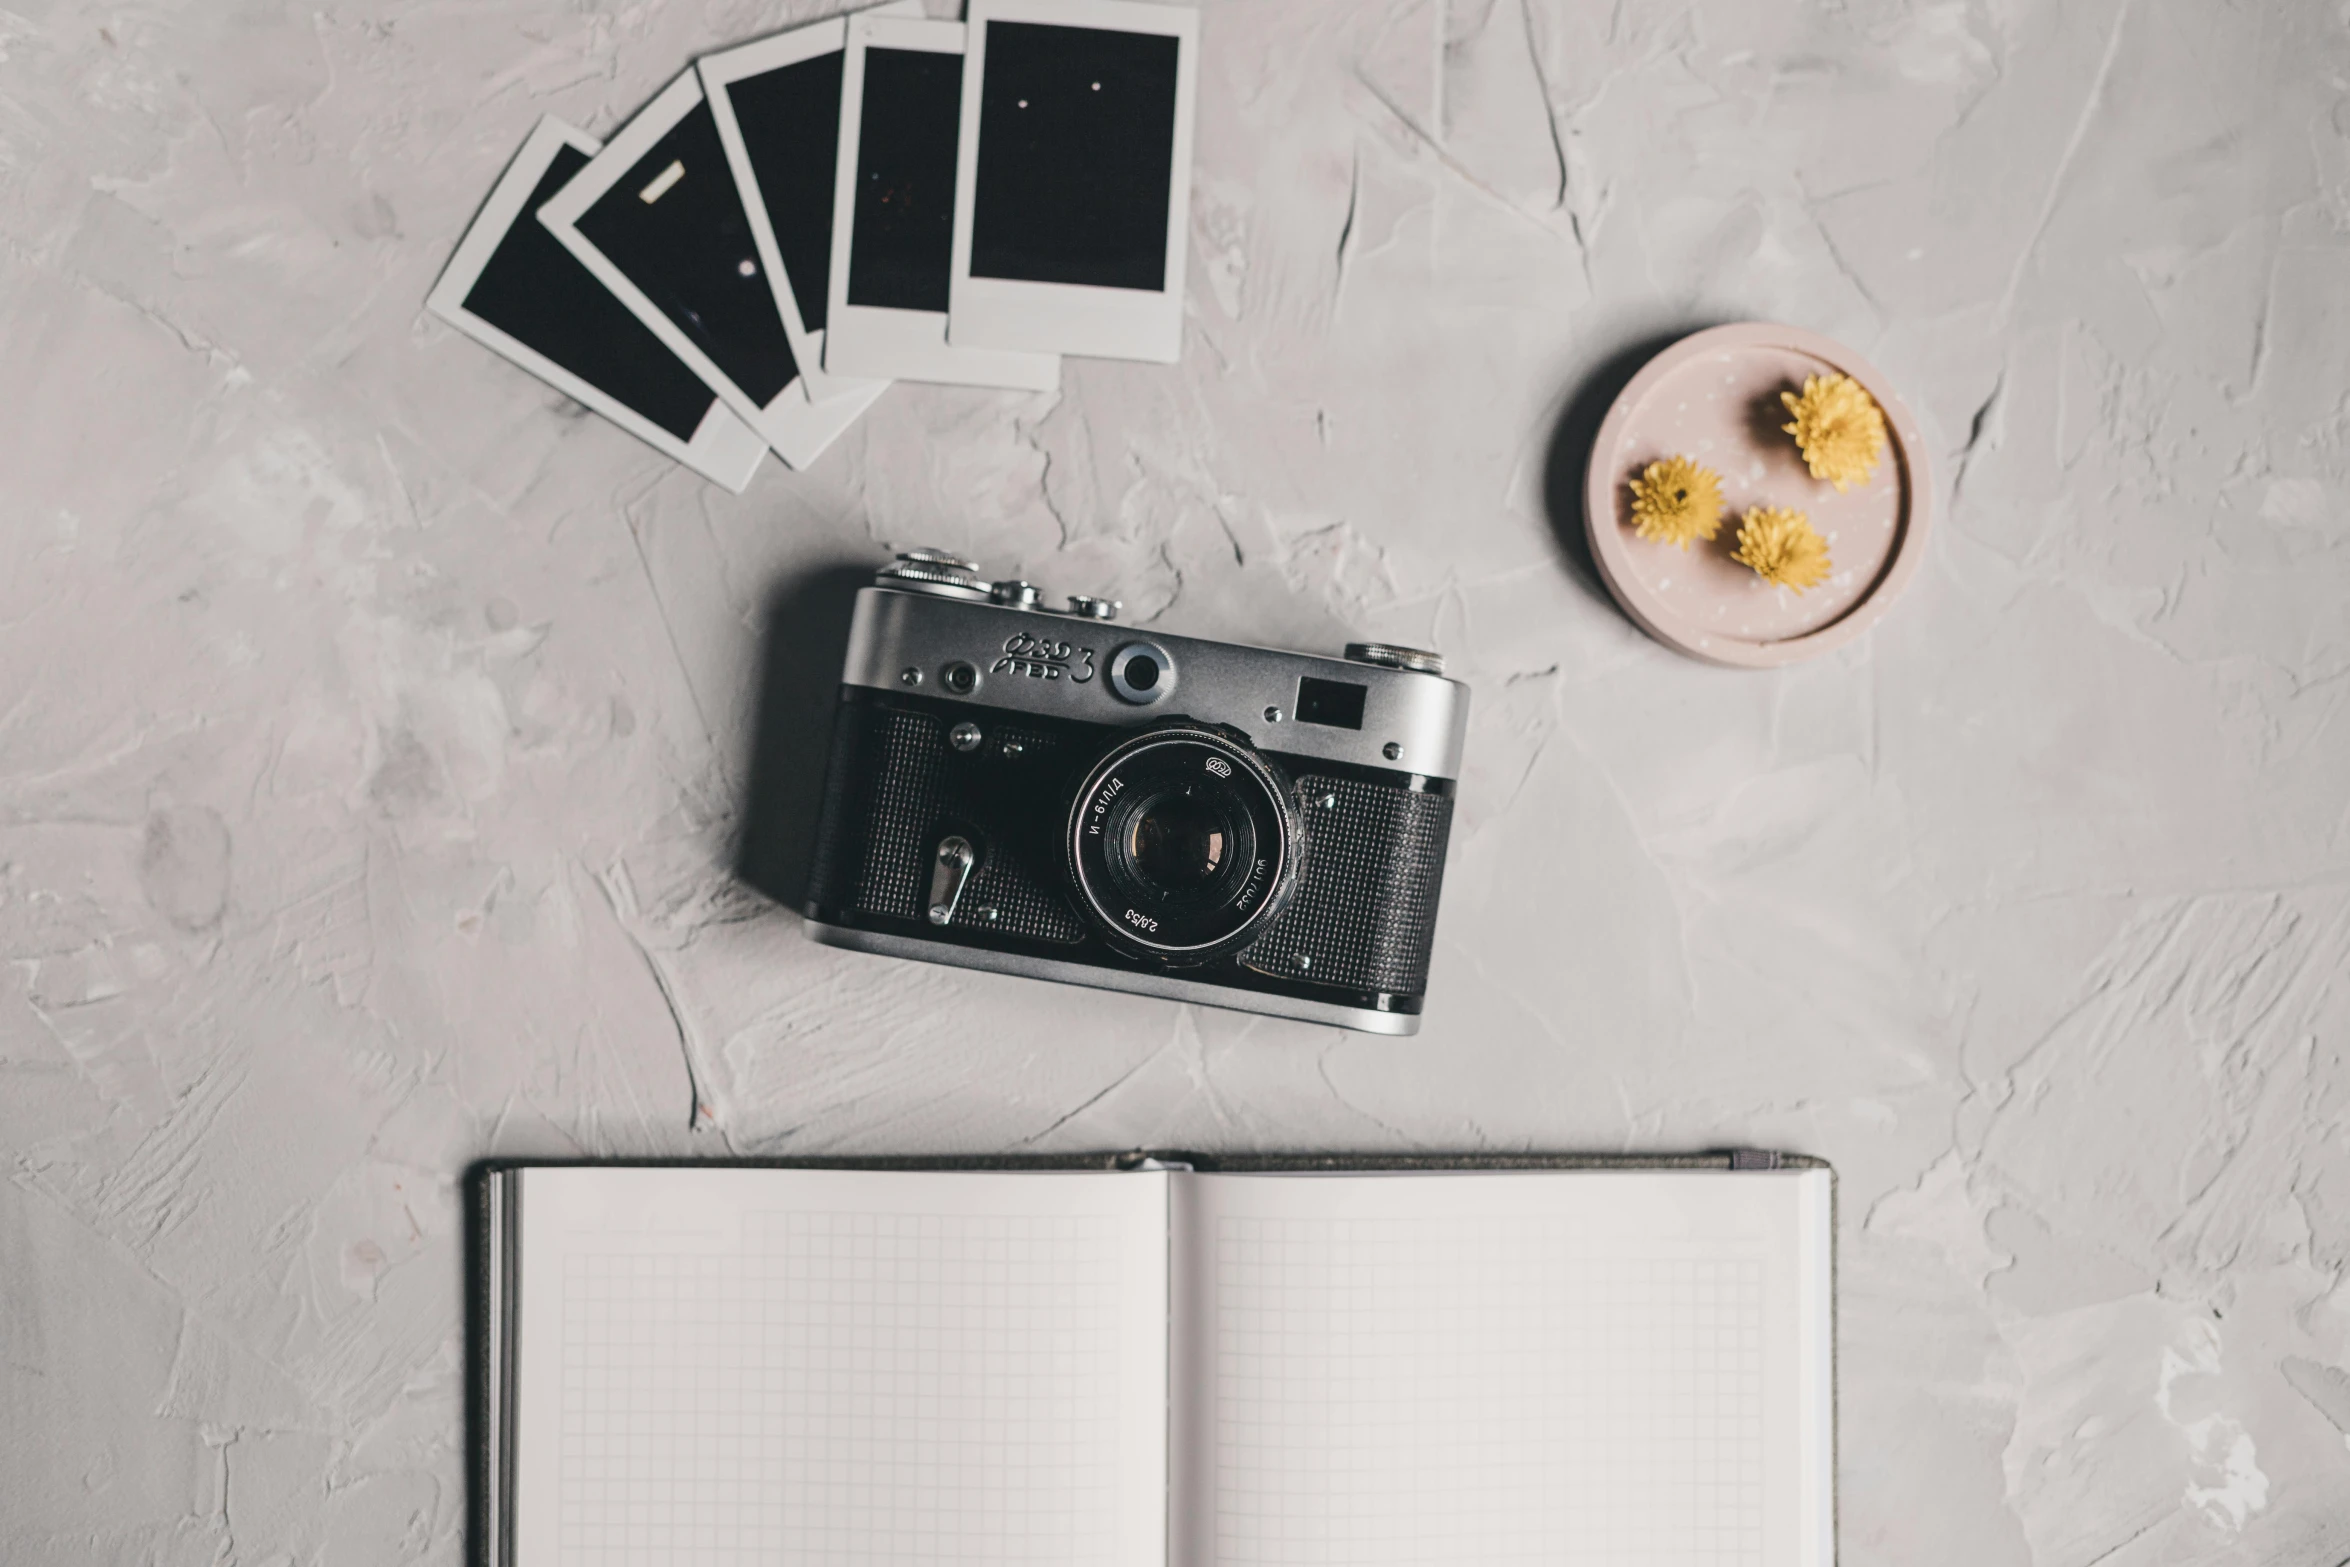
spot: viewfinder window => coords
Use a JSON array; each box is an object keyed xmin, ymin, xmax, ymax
[{"xmin": 1295, "ymin": 677, "xmax": 1367, "ymax": 731}]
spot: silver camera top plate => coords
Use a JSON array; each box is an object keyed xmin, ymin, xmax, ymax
[{"xmin": 839, "ymin": 585, "xmax": 1471, "ymax": 780}]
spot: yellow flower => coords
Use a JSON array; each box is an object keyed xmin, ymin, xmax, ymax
[
  {"xmin": 1780, "ymin": 373, "xmax": 1886, "ymax": 492},
  {"xmin": 1627, "ymin": 455, "xmax": 1725, "ymax": 550},
  {"xmin": 1733, "ymin": 506, "xmax": 1832, "ymax": 592}
]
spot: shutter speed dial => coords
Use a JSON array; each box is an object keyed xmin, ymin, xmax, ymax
[{"xmin": 878, "ymin": 549, "xmax": 988, "ymax": 600}]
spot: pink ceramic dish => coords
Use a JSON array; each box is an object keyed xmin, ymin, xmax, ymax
[{"xmin": 1582, "ymin": 322, "xmax": 1932, "ymax": 668}]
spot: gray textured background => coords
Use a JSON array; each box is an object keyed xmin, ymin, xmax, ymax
[{"xmin": 5, "ymin": 0, "xmax": 2350, "ymax": 1562}]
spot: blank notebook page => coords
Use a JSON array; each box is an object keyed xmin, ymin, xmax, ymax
[
  {"xmin": 1169, "ymin": 1171, "xmax": 1832, "ymax": 1567},
  {"xmin": 510, "ymin": 1167, "xmax": 1168, "ymax": 1567}
]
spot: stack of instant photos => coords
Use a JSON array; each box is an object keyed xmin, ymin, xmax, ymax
[{"xmin": 430, "ymin": 0, "xmax": 1200, "ymax": 490}]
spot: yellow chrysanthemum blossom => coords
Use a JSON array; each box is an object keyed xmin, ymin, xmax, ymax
[
  {"xmin": 1627, "ymin": 455, "xmax": 1725, "ymax": 550},
  {"xmin": 1733, "ymin": 506, "xmax": 1832, "ymax": 592},
  {"xmin": 1780, "ymin": 374, "xmax": 1886, "ymax": 492}
]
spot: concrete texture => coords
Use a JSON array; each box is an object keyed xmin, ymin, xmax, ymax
[{"xmin": 3, "ymin": 0, "xmax": 2348, "ymax": 1561}]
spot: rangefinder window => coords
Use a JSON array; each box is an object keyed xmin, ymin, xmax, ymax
[{"xmin": 1295, "ymin": 676, "xmax": 1367, "ymax": 731}]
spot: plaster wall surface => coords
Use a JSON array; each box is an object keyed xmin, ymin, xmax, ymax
[{"xmin": 3, "ymin": 0, "xmax": 2349, "ymax": 1562}]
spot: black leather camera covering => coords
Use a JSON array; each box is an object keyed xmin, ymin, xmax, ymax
[{"xmin": 804, "ymin": 689, "xmax": 1454, "ymax": 1009}]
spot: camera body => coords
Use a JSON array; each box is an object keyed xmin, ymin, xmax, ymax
[{"xmin": 802, "ymin": 550, "xmax": 1470, "ymax": 1034}]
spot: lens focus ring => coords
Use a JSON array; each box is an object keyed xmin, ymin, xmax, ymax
[{"xmin": 1064, "ymin": 724, "xmax": 1301, "ymax": 963}]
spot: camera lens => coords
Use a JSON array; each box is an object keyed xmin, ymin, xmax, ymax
[
  {"xmin": 1127, "ymin": 791, "xmax": 1231, "ymax": 891},
  {"xmin": 1065, "ymin": 723, "xmax": 1301, "ymax": 962}
]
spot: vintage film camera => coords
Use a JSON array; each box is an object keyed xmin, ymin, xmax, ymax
[{"xmin": 802, "ymin": 550, "xmax": 1469, "ymax": 1034}]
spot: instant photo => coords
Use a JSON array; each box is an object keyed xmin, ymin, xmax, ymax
[
  {"xmin": 426, "ymin": 118, "xmax": 766, "ymax": 491},
  {"xmin": 537, "ymin": 71, "xmax": 882, "ymax": 469},
  {"xmin": 823, "ymin": 16, "xmax": 1061, "ymax": 390},
  {"xmin": 949, "ymin": 0, "xmax": 1197, "ymax": 363},
  {"xmin": 700, "ymin": 10, "xmax": 912, "ymax": 404}
]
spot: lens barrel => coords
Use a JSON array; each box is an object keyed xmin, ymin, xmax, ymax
[{"xmin": 1064, "ymin": 723, "xmax": 1302, "ymax": 962}]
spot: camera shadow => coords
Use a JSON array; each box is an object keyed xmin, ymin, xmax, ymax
[
  {"xmin": 1538, "ymin": 326, "xmax": 1715, "ymax": 605},
  {"xmin": 734, "ymin": 561, "xmax": 877, "ymax": 911}
]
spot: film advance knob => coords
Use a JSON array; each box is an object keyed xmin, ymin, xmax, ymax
[
  {"xmin": 1065, "ymin": 595, "xmax": 1121, "ymax": 621},
  {"xmin": 877, "ymin": 547, "xmax": 988, "ymax": 598},
  {"xmin": 898, "ymin": 546, "xmax": 980, "ymax": 573},
  {"xmin": 1343, "ymin": 641, "xmax": 1446, "ymax": 675}
]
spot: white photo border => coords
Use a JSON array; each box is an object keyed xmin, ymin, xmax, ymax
[
  {"xmin": 703, "ymin": 16, "xmax": 870, "ymax": 405},
  {"xmin": 536, "ymin": 71, "xmax": 883, "ymax": 469},
  {"xmin": 426, "ymin": 117, "xmax": 766, "ymax": 492},
  {"xmin": 823, "ymin": 16, "xmax": 1062, "ymax": 391},
  {"xmin": 946, "ymin": 0, "xmax": 1197, "ymax": 364}
]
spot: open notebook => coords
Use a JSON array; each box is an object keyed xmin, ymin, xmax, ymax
[{"xmin": 480, "ymin": 1156, "xmax": 1834, "ymax": 1566}]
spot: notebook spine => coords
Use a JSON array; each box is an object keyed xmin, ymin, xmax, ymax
[
  {"xmin": 476, "ymin": 1172, "xmax": 521, "ymax": 1567},
  {"xmin": 1152, "ymin": 1148, "xmax": 1821, "ymax": 1173}
]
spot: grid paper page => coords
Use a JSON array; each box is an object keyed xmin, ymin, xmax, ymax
[
  {"xmin": 512, "ymin": 1167, "xmax": 1168, "ymax": 1567},
  {"xmin": 1170, "ymin": 1172, "xmax": 1831, "ymax": 1567}
]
